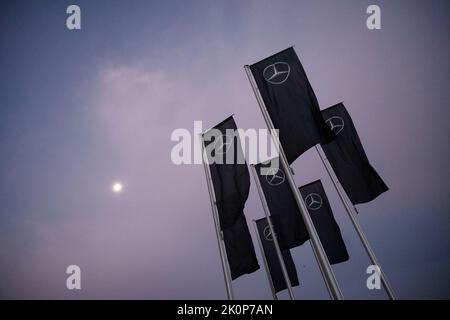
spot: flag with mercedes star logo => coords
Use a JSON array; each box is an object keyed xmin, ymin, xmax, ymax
[
  {"xmin": 255, "ymin": 217, "xmax": 299, "ymax": 293},
  {"xmin": 203, "ymin": 116, "xmax": 250, "ymax": 229},
  {"xmin": 321, "ymin": 103, "xmax": 389, "ymax": 205},
  {"xmin": 203, "ymin": 116, "xmax": 259, "ymax": 280},
  {"xmin": 249, "ymin": 47, "xmax": 331, "ymax": 163},
  {"xmin": 298, "ymin": 180, "xmax": 349, "ymax": 265},
  {"xmin": 254, "ymin": 159, "xmax": 309, "ymax": 250}
]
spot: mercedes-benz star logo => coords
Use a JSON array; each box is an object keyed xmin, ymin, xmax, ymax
[
  {"xmin": 263, "ymin": 62, "xmax": 290, "ymax": 84},
  {"xmin": 265, "ymin": 168, "xmax": 285, "ymax": 186},
  {"xmin": 263, "ymin": 225, "xmax": 273, "ymax": 241},
  {"xmin": 304, "ymin": 193, "xmax": 323, "ymax": 211},
  {"xmin": 325, "ymin": 116, "xmax": 345, "ymax": 135},
  {"xmin": 213, "ymin": 134, "xmax": 233, "ymax": 155}
]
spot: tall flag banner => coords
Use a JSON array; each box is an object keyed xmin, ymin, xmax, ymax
[
  {"xmin": 224, "ymin": 215, "xmax": 261, "ymax": 280},
  {"xmin": 203, "ymin": 116, "xmax": 259, "ymax": 280},
  {"xmin": 203, "ymin": 116, "xmax": 250, "ymax": 229},
  {"xmin": 254, "ymin": 159, "xmax": 309, "ymax": 249},
  {"xmin": 321, "ymin": 103, "xmax": 389, "ymax": 205},
  {"xmin": 299, "ymin": 180, "xmax": 349, "ymax": 265},
  {"xmin": 249, "ymin": 47, "xmax": 331, "ymax": 163},
  {"xmin": 255, "ymin": 218, "xmax": 299, "ymax": 293}
]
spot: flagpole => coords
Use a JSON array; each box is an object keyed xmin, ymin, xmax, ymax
[
  {"xmin": 315, "ymin": 144, "xmax": 396, "ymax": 300},
  {"xmin": 244, "ymin": 65, "xmax": 343, "ymax": 300},
  {"xmin": 250, "ymin": 166, "xmax": 295, "ymax": 300},
  {"xmin": 252, "ymin": 220, "xmax": 278, "ymax": 300},
  {"xmin": 200, "ymin": 133, "xmax": 235, "ymax": 300}
]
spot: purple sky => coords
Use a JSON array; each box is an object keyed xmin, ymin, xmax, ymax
[{"xmin": 0, "ymin": 0, "xmax": 449, "ymax": 299}]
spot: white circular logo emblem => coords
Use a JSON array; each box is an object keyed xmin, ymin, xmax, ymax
[
  {"xmin": 304, "ymin": 193, "xmax": 323, "ymax": 211},
  {"xmin": 325, "ymin": 116, "xmax": 345, "ymax": 135},
  {"xmin": 263, "ymin": 62, "xmax": 290, "ymax": 84},
  {"xmin": 263, "ymin": 225, "xmax": 273, "ymax": 241},
  {"xmin": 213, "ymin": 134, "xmax": 233, "ymax": 155},
  {"xmin": 265, "ymin": 168, "xmax": 285, "ymax": 186}
]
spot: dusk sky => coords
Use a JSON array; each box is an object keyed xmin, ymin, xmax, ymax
[{"xmin": 0, "ymin": 0, "xmax": 449, "ymax": 299}]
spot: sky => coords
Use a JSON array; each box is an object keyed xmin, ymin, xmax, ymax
[{"xmin": 0, "ymin": 0, "xmax": 449, "ymax": 299}]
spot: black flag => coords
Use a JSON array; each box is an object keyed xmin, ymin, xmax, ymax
[
  {"xmin": 299, "ymin": 180, "xmax": 349, "ymax": 265},
  {"xmin": 204, "ymin": 116, "xmax": 250, "ymax": 229},
  {"xmin": 203, "ymin": 116, "xmax": 259, "ymax": 279},
  {"xmin": 254, "ymin": 160, "xmax": 309, "ymax": 250},
  {"xmin": 249, "ymin": 47, "xmax": 331, "ymax": 163},
  {"xmin": 321, "ymin": 103, "xmax": 388, "ymax": 205},
  {"xmin": 255, "ymin": 218, "xmax": 299, "ymax": 293},
  {"xmin": 224, "ymin": 214, "xmax": 260, "ymax": 280}
]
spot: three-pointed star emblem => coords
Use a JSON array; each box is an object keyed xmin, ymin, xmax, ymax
[
  {"xmin": 213, "ymin": 134, "xmax": 233, "ymax": 155},
  {"xmin": 263, "ymin": 225, "xmax": 274, "ymax": 241},
  {"xmin": 325, "ymin": 116, "xmax": 345, "ymax": 135},
  {"xmin": 263, "ymin": 62, "xmax": 290, "ymax": 84},
  {"xmin": 304, "ymin": 193, "xmax": 323, "ymax": 211},
  {"xmin": 265, "ymin": 168, "xmax": 285, "ymax": 186}
]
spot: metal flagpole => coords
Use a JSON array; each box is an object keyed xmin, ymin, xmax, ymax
[
  {"xmin": 244, "ymin": 65, "xmax": 343, "ymax": 300},
  {"xmin": 315, "ymin": 144, "xmax": 396, "ymax": 300},
  {"xmin": 250, "ymin": 166, "xmax": 295, "ymax": 300},
  {"xmin": 252, "ymin": 220, "xmax": 278, "ymax": 300},
  {"xmin": 199, "ymin": 133, "xmax": 235, "ymax": 300}
]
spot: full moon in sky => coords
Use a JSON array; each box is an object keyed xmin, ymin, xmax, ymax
[{"xmin": 112, "ymin": 182, "xmax": 123, "ymax": 193}]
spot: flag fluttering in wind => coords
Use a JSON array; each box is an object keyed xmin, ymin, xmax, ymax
[
  {"xmin": 321, "ymin": 103, "xmax": 389, "ymax": 205},
  {"xmin": 203, "ymin": 116, "xmax": 251, "ymax": 230},
  {"xmin": 254, "ymin": 159, "xmax": 349, "ymax": 264},
  {"xmin": 223, "ymin": 214, "xmax": 260, "ymax": 280},
  {"xmin": 254, "ymin": 159, "xmax": 309, "ymax": 250},
  {"xmin": 203, "ymin": 116, "xmax": 259, "ymax": 280},
  {"xmin": 299, "ymin": 180, "xmax": 349, "ymax": 265},
  {"xmin": 249, "ymin": 47, "xmax": 331, "ymax": 163},
  {"xmin": 255, "ymin": 218, "xmax": 299, "ymax": 293}
]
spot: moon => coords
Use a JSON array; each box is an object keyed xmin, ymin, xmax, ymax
[{"xmin": 112, "ymin": 182, "xmax": 123, "ymax": 193}]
